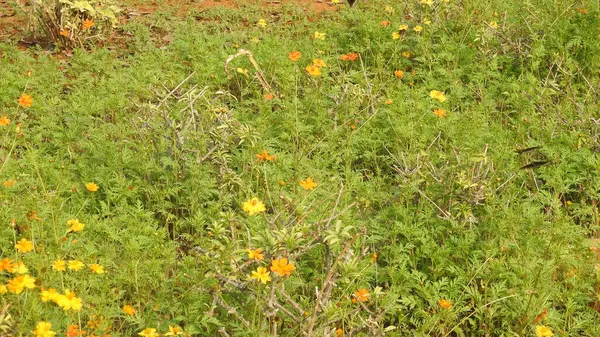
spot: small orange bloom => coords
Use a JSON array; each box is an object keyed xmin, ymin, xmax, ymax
[
  {"xmin": 270, "ymin": 258, "xmax": 295, "ymax": 277},
  {"xmin": 288, "ymin": 50, "xmax": 301, "ymax": 62},
  {"xmin": 0, "ymin": 116, "xmax": 10, "ymax": 126},
  {"xmin": 384, "ymin": 99, "xmax": 393, "ymax": 105},
  {"xmin": 123, "ymin": 304, "xmax": 136, "ymax": 316},
  {"xmin": 352, "ymin": 288, "xmax": 370, "ymax": 303},
  {"xmin": 380, "ymin": 20, "xmax": 391, "ymax": 27},
  {"xmin": 256, "ymin": 150, "xmax": 276, "ymax": 162},
  {"xmin": 247, "ymin": 248, "xmax": 265, "ymax": 261},
  {"xmin": 439, "ymin": 299, "xmax": 452, "ymax": 309},
  {"xmin": 3, "ymin": 179, "xmax": 16, "ymax": 188},
  {"xmin": 18, "ymin": 93, "xmax": 32, "ymax": 108},
  {"xmin": 60, "ymin": 29, "xmax": 70, "ymax": 37},
  {"xmin": 82, "ymin": 19, "xmax": 95, "ymax": 30},
  {"xmin": 263, "ymin": 93, "xmax": 274, "ymax": 100},
  {"xmin": 299, "ymin": 177, "xmax": 318, "ymax": 190},
  {"xmin": 0, "ymin": 258, "xmax": 16, "ymax": 273},
  {"xmin": 394, "ymin": 70, "xmax": 404, "ymax": 79},
  {"xmin": 433, "ymin": 108, "xmax": 447, "ymax": 118},
  {"xmin": 340, "ymin": 53, "xmax": 359, "ymax": 61},
  {"xmin": 335, "ymin": 328, "xmax": 343, "ymax": 337}
]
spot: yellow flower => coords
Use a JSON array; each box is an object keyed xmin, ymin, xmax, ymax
[
  {"xmin": 489, "ymin": 21, "xmax": 499, "ymax": 29},
  {"xmin": 0, "ymin": 116, "xmax": 10, "ymax": 126},
  {"xmin": 305, "ymin": 65, "xmax": 322, "ymax": 77},
  {"xmin": 257, "ymin": 19, "xmax": 267, "ymax": 27},
  {"xmin": 86, "ymin": 182, "xmax": 99, "ymax": 192},
  {"xmin": 352, "ymin": 288, "xmax": 370, "ymax": 303},
  {"xmin": 236, "ymin": 67, "xmax": 249, "ymax": 78},
  {"xmin": 90, "ymin": 263, "xmax": 105, "ymax": 274},
  {"xmin": 32, "ymin": 322, "xmax": 56, "ymax": 337},
  {"xmin": 18, "ymin": 93, "xmax": 32, "ymax": 108},
  {"xmin": 165, "ymin": 325, "xmax": 184, "ymax": 336},
  {"xmin": 535, "ymin": 326, "xmax": 554, "ymax": 337},
  {"xmin": 398, "ymin": 24, "xmax": 409, "ymax": 31},
  {"xmin": 423, "ymin": 18, "xmax": 432, "ymax": 25},
  {"xmin": 82, "ymin": 18, "xmax": 94, "ymax": 30},
  {"xmin": 123, "ymin": 304, "xmax": 136, "ymax": 316},
  {"xmin": 247, "ymin": 248, "xmax": 265, "ymax": 261},
  {"xmin": 250, "ymin": 36, "xmax": 260, "ymax": 43},
  {"xmin": 250, "ymin": 266, "xmax": 272, "ymax": 284},
  {"xmin": 52, "ymin": 260, "xmax": 66, "ymax": 272},
  {"xmin": 413, "ymin": 25, "xmax": 423, "ymax": 32},
  {"xmin": 56, "ymin": 289, "xmax": 83, "ymax": 311},
  {"xmin": 68, "ymin": 260, "xmax": 85, "ymax": 271},
  {"xmin": 299, "ymin": 177, "xmax": 318, "ymax": 190},
  {"xmin": 433, "ymin": 108, "xmax": 447, "ymax": 118},
  {"xmin": 392, "ymin": 32, "xmax": 401, "ymax": 40},
  {"xmin": 0, "ymin": 284, "xmax": 6, "ymax": 294},
  {"xmin": 312, "ymin": 59, "xmax": 327, "ymax": 68},
  {"xmin": 402, "ymin": 51, "xmax": 411, "ymax": 58},
  {"xmin": 384, "ymin": 6, "xmax": 394, "ymax": 14},
  {"xmin": 429, "ymin": 90, "xmax": 447, "ymax": 102},
  {"xmin": 313, "ymin": 31, "xmax": 326, "ymax": 40},
  {"xmin": 438, "ymin": 298, "xmax": 452, "ymax": 309},
  {"xmin": 138, "ymin": 328, "xmax": 159, "ymax": 337},
  {"xmin": 14, "ymin": 238, "xmax": 34, "ymax": 254},
  {"xmin": 270, "ymin": 258, "xmax": 295, "ymax": 277},
  {"xmin": 6, "ymin": 274, "xmax": 36, "ymax": 294},
  {"xmin": 243, "ymin": 197, "xmax": 266, "ymax": 216},
  {"xmin": 14, "ymin": 261, "xmax": 28, "ymax": 274},
  {"xmin": 420, "ymin": 0, "xmax": 434, "ymax": 6},
  {"xmin": 40, "ymin": 288, "xmax": 59, "ymax": 302},
  {"xmin": 67, "ymin": 218, "xmax": 85, "ymax": 233}
]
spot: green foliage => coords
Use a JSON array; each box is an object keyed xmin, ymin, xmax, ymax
[{"xmin": 1, "ymin": 0, "xmax": 599, "ymax": 336}]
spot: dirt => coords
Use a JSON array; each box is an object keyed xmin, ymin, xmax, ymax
[{"xmin": 0, "ymin": 0, "xmax": 339, "ymax": 46}]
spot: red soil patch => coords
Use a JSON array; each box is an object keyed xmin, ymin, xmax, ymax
[
  {"xmin": 0, "ymin": 0, "xmax": 339, "ymax": 42},
  {"xmin": 0, "ymin": 0, "xmax": 26, "ymax": 40},
  {"xmin": 127, "ymin": 0, "xmax": 338, "ymax": 16}
]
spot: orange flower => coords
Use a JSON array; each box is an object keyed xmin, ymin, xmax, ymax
[
  {"xmin": 438, "ymin": 298, "xmax": 452, "ymax": 309},
  {"xmin": 66, "ymin": 324, "xmax": 86, "ymax": 337},
  {"xmin": 263, "ymin": 93, "xmax": 274, "ymax": 100},
  {"xmin": 3, "ymin": 179, "xmax": 16, "ymax": 188},
  {"xmin": 256, "ymin": 150, "xmax": 276, "ymax": 162},
  {"xmin": 299, "ymin": 177, "xmax": 318, "ymax": 190},
  {"xmin": 305, "ymin": 65, "xmax": 322, "ymax": 77},
  {"xmin": 82, "ymin": 19, "xmax": 94, "ymax": 30},
  {"xmin": 123, "ymin": 304, "xmax": 136, "ymax": 316},
  {"xmin": 18, "ymin": 93, "xmax": 32, "ymax": 108},
  {"xmin": 370, "ymin": 252, "xmax": 378, "ymax": 262},
  {"xmin": 0, "ymin": 258, "xmax": 16, "ymax": 273},
  {"xmin": 394, "ymin": 70, "xmax": 404, "ymax": 79},
  {"xmin": 340, "ymin": 53, "xmax": 359, "ymax": 61},
  {"xmin": 270, "ymin": 258, "xmax": 295, "ymax": 277},
  {"xmin": 433, "ymin": 108, "xmax": 447, "ymax": 118},
  {"xmin": 288, "ymin": 50, "xmax": 301, "ymax": 62},
  {"xmin": 59, "ymin": 29, "xmax": 70, "ymax": 37},
  {"xmin": 384, "ymin": 99, "xmax": 393, "ymax": 105},
  {"xmin": 335, "ymin": 328, "xmax": 344, "ymax": 337},
  {"xmin": 352, "ymin": 288, "xmax": 370, "ymax": 303},
  {"xmin": 380, "ymin": 20, "xmax": 391, "ymax": 27},
  {"xmin": 0, "ymin": 116, "xmax": 10, "ymax": 126}
]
